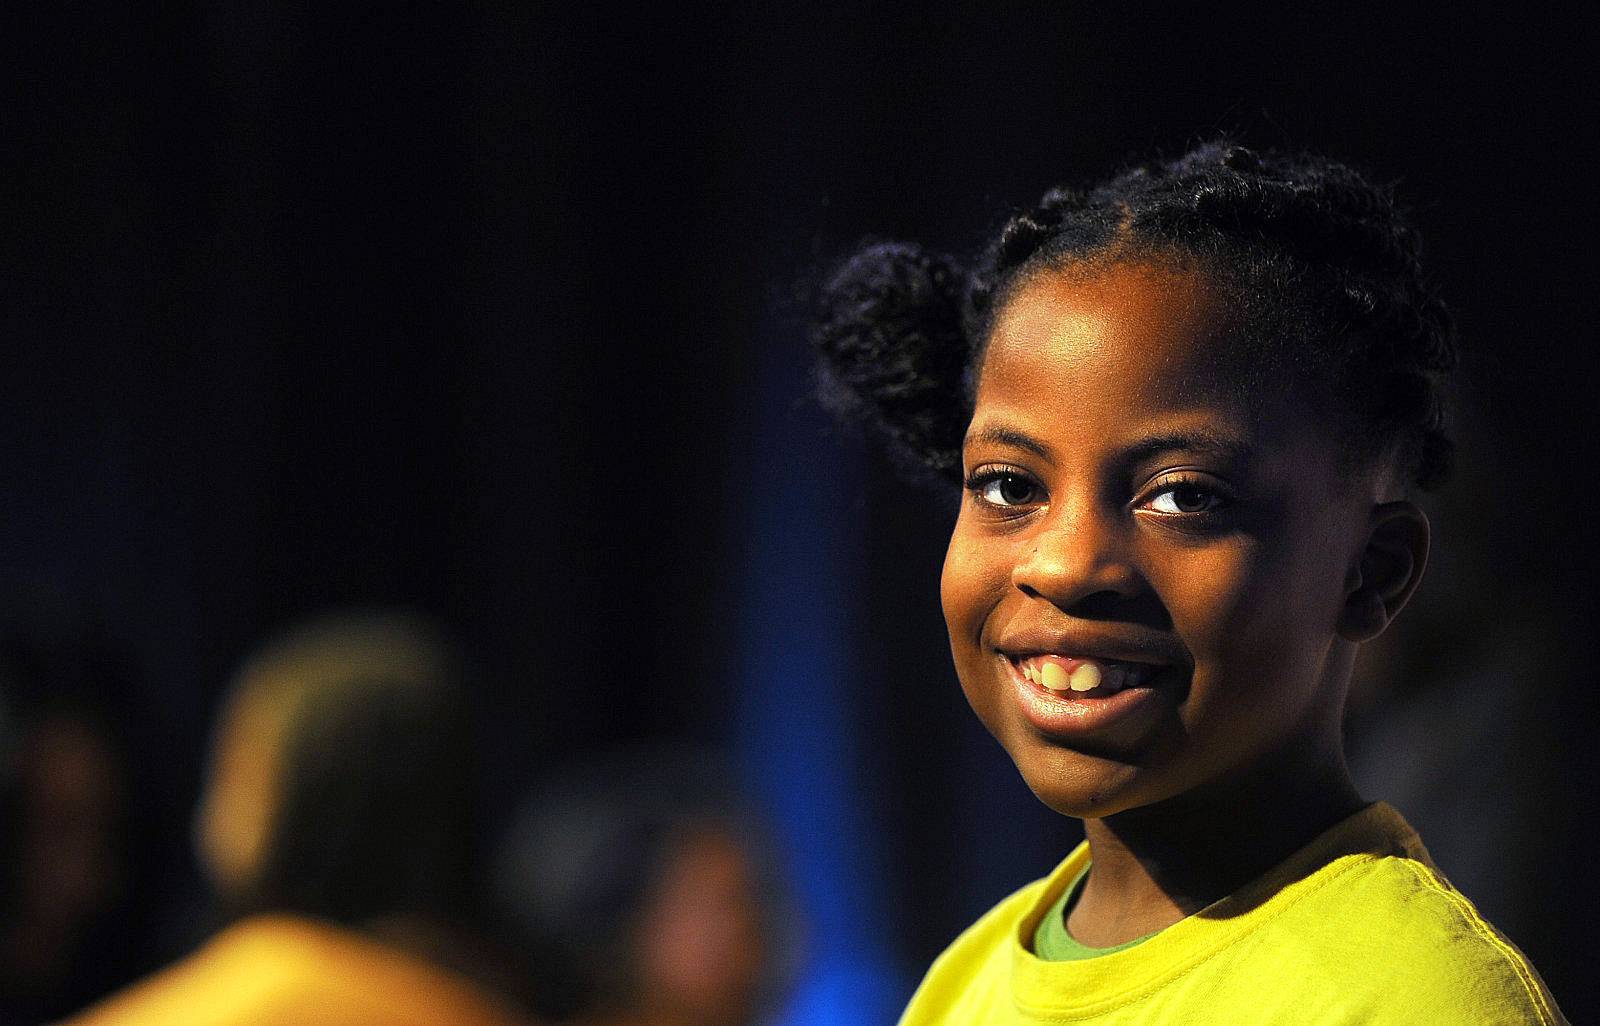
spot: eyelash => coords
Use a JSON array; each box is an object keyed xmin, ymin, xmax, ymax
[
  {"xmin": 1140, "ymin": 473, "xmax": 1231, "ymax": 516},
  {"xmin": 964, "ymin": 466, "xmax": 1043, "ymax": 513},
  {"xmin": 963, "ymin": 468, "xmax": 1232, "ymax": 517}
]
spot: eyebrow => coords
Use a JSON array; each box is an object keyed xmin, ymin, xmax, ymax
[
  {"xmin": 1119, "ymin": 431, "xmax": 1256, "ymax": 466},
  {"xmin": 963, "ymin": 424, "xmax": 1256, "ymax": 466},
  {"xmin": 964, "ymin": 425, "xmax": 1054, "ymax": 461}
]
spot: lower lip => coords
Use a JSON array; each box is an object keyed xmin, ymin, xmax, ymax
[{"xmin": 1002, "ymin": 656, "xmax": 1173, "ymax": 740}]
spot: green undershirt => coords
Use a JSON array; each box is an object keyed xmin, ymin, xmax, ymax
[{"xmin": 1032, "ymin": 865, "xmax": 1163, "ymax": 961}]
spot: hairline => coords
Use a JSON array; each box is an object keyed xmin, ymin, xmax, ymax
[{"xmin": 963, "ymin": 242, "xmax": 1415, "ymax": 492}]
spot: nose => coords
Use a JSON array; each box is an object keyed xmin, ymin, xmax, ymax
[{"xmin": 1011, "ymin": 503, "xmax": 1145, "ymax": 613}]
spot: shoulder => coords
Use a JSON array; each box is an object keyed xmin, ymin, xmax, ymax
[
  {"xmin": 896, "ymin": 870, "xmax": 1061, "ymax": 1026},
  {"xmin": 62, "ymin": 917, "xmax": 533, "ymax": 1026},
  {"xmin": 58, "ymin": 926, "xmax": 255, "ymax": 1026},
  {"xmin": 1279, "ymin": 851, "xmax": 1566, "ymax": 1024}
]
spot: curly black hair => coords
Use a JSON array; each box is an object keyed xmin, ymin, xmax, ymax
[{"xmin": 814, "ymin": 141, "xmax": 1456, "ymax": 491}]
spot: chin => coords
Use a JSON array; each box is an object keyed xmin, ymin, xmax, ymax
[{"xmin": 1011, "ymin": 744, "xmax": 1159, "ymax": 820}]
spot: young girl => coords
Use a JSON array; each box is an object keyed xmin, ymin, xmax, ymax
[{"xmin": 815, "ymin": 142, "xmax": 1567, "ymax": 1025}]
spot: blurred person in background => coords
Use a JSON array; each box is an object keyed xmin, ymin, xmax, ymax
[
  {"xmin": 490, "ymin": 750, "xmax": 794, "ymax": 1026},
  {"xmin": 65, "ymin": 609, "xmax": 536, "ymax": 1026},
  {"xmin": 0, "ymin": 623, "xmax": 180, "ymax": 1026}
]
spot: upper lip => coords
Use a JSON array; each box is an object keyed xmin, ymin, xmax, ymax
[{"xmin": 994, "ymin": 625, "xmax": 1185, "ymax": 668}]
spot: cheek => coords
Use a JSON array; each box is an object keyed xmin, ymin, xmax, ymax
[
  {"xmin": 1160, "ymin": 528, "xmax": 1348, "ymax": 702},
  {"xmin": 1170, "ymin": 542, "xmax": 1272, "ymax": 639},
  {"xmin": 941, "ymin": 524, "xmax": 1014, "ymax": 736},
  {"xmin": 940, "ymin": 520, "xmax": 999, "ymax": 644}
]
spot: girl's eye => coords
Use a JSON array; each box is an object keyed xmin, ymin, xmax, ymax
[
  {"xmin": 974, "ymin": 472, "xmax": 1041, "ymax": 507},
  {"xmin": 1146, "ymin": 482, "xmax": 1226, "ymax": 515}
]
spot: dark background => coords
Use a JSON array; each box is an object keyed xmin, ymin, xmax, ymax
[{"xmin": 3, "ymin": 5, "xmax": 1595, "ymax": 1023}]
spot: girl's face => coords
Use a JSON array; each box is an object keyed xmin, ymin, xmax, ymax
[{"xmin": 942, "ymin": 260, "xmax": 1382, "ymax": 818}]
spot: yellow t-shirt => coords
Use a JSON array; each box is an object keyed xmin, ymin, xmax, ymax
[
  {"xmin": 63, "ymin": 914, "xmax": 533, "ymax": 1026},
  {"xmin": 898, "ymin": 803, "xmax": 1567, "ymax": 1025}
]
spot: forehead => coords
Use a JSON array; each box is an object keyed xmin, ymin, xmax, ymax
[
  {"xmin": 972, "ymin": 260, "xmax": 1332, "ymax": 469},
  {"xmin": 981, "ymin": 260, "xmax": 1249, "ymax": 407}
]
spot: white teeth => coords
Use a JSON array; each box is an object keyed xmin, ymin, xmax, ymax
[
  {"xmin": 1020, "ymin": 657, "xmax": 1157, "ymax": 695},
  {"xmin": 1069, "ymin": 663, "xmax": 1101, "ymax": 692},
  {"xmin": 1038, "ymin": 662, "xmax": 1071, "ymax": 691}
]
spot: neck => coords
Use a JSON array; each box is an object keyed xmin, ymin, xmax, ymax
[{"xmin": 1069, "ymin": 731, "xmax": 1364, "ymax": 947}]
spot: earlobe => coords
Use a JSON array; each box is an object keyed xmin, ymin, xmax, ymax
[{"xmin": 1337, "ymin": 500, "xmax": 1430, "ymax": 643}]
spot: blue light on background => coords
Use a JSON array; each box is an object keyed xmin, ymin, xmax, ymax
[{"xmin": 734, "ymin": 328, "xmax": 911, "ymax": 1025}]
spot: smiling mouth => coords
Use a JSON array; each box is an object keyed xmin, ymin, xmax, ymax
[{"xmin": 1005, "ymin": 653, "xmax": 1162, "ymax": 697}]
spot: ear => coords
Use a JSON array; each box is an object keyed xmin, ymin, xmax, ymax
[{"xmin": 1337, "ymin": 500, "xmax": 1430, "ymax": 643}]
